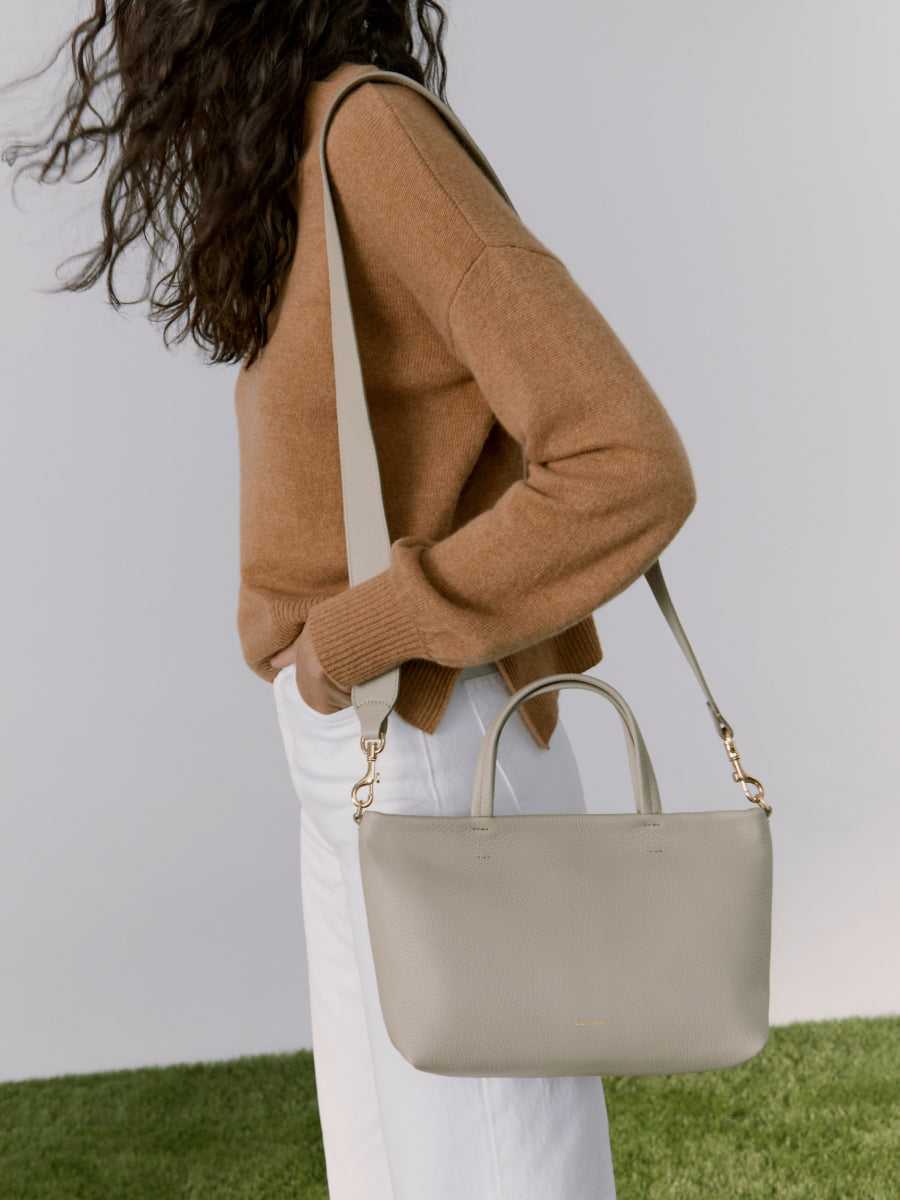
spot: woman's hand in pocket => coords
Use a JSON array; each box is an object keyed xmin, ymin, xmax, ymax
[{"xmin": 270, "ymin": 624, "xmax": 354, "ymax": 714}]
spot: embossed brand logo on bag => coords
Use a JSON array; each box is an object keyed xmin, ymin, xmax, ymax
[{"xmin": 574, "ymin": 1020, "xmax": 605, "ymax": 1025}]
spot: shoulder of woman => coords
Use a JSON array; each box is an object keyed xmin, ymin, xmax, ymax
[{"xmin": 322, "ymin": 73, "xmax": 549, "ymax": 255}]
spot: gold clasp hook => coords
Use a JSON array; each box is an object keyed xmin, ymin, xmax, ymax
[
  {"xmin": 722, "ymin": 730, "xmax": 771, "ymax": 817},
  {"xmin": 351, "ymin": 732, "xmax": 386, "ymax": 824}
]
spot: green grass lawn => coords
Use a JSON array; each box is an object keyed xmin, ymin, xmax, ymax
[{"xmin": 0, "ymin": 1015, "xmax": 895, "ymax": 1199}]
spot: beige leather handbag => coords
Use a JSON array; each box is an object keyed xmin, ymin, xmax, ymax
[{"xmin": 318, "ymin": 68, "xmax": 774, "ymax": 1078}]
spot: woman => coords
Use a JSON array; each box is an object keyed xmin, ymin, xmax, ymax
[{"xmin": 3, "ymin": 3, "xmax": 697, "ymax": 1197}]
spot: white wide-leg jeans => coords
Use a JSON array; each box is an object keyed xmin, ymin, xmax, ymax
[{"xmin": 273, "ymin": 659, "xmax": 618, "ymax": 1200}]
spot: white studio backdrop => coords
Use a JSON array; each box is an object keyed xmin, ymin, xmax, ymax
[{"xmin": 0, "ymin": 0, "xmax": 897, "ymax": 1083}]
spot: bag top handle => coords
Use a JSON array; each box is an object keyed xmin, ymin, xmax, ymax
[{"xmin": 472, "ymin": 672, "xmax": 662, "ymax": 819}]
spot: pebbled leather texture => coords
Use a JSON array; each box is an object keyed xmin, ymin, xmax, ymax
[
  {"xmin": 360, "ymin": 806, "xmax": 772, "ymax": 1077},
  {"xmin": 358, "ymin": 673, "xmax": 773, "ymax": 1077}
]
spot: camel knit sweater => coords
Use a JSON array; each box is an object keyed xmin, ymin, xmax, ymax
[{"xmin": 233, "ymin": 61, "xmax": 697, "ymax": 750}]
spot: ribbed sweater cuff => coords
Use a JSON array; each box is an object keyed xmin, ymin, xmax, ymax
[{"xmin": 303, "ymin": 570, "xmax": 428, "ymax": 691}]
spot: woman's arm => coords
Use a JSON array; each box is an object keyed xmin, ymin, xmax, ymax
[{"xmin": 302, "ymin": 79, "xmax": 697, "ymax": 690}]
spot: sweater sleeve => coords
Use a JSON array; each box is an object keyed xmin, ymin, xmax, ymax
[{"xmin": 303, "ymin": 83, "xmax": 698, "ymax": 690}]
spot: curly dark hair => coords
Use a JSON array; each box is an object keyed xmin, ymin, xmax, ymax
[{"xmin": 0, "ymin": 1, "xmax": 450, "ymax": 369}]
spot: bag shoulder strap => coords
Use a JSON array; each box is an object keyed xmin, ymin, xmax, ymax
[{"xmin": 317, "ymin": 67, "xmax": 736, "ymax": 744}]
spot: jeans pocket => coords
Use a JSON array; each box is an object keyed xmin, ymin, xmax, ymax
[{"xmin": 276, "ymin": 661, "xmax": 360, "ymax": 729}]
